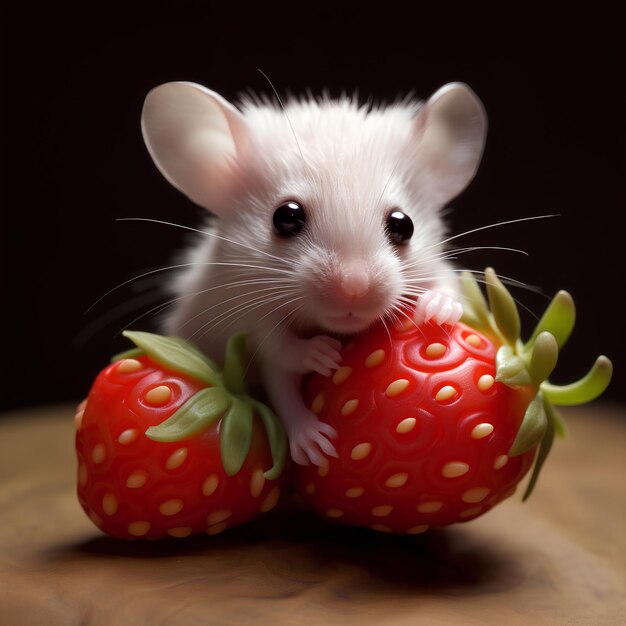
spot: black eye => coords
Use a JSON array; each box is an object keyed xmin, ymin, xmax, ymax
[
  {"xmin": 272, "ymin": 201, "xmax": 306, "ymax": 236},
  {"xmin": 386, "ymin": 209, "xmax": 414, "ymax": 244}
]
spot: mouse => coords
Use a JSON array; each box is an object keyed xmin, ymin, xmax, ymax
[{"xmin": 140, "ymin": 80, "xmax": 487, "ymax": 467}]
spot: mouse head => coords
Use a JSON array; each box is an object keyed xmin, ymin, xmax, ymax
[{"xmin": 142, "ymin": 82, "xmax": 486, "ymax": 335}]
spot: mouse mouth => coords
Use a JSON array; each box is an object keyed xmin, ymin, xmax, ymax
[{"xmin": 322, "ymin": 310, "xmax": 375, "ymax": 334}]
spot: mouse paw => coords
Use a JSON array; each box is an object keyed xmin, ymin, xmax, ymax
[
  {"xmin": 288, "ymin": 414, "xmax": 338, "ymax": 466},
  {"xmin": 299, "ymin": 335, "xmax": 343, "ymax": 377},
  {"xmin": 415, "ymin": 290, "xmax": 463, "ymax": 326}
]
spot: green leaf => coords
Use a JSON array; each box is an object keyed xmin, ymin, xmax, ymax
[
  {"xmin": 219, "ymin": 397, "xmax": 254, "ymax": 476},
  {"xmin": 110, "ymin": 347, "xmax": 144, "ymax": 363},
  {"xmin": 509, "ymin": 393, "xmax": 547, "ymax": 456},
  {"xmin": 250, "ymin": 399, "xmax": 287, "ymax": 481},
  {"xmin": 522, "ymin": 397, "xmax": 556, "ymax": 501},
  {"xmin": 122, "ymin": 331, "xmax": 219, "ymax": 386},
  {"xmin": 222, "ymin": 332, "xmax": 249, "ymax": 396},
  {"xmin": 485, "ymin": 267, "xmax": 521, "ymax": 346},
  {"xmin": 528, "ymin": 331, "xmax": 559, "ymax": 385},
  {"xmin": 552, "ymin": 407, "xmax": 568, "ymax": 439},
  {"xmin": 541, "ymin": 356, "xmax": 613, "ymax": 406},
  {"xmin": 145, "ymin": 387, "xmax": 231, "ymax": 442},
  {"xmin": 460, "ymin": 271, "xmax": 491, "ymax": 327},
  {"xmin": 524, "ymin": 290, "xmax": 576, "ymax": 352},
  {"xmin": 495, "ymin": 345, "xmax": 532, "ymax": 386},
  {"xmin": 167, "ymin": 336, "xmax": 220, "ymax": 371}
]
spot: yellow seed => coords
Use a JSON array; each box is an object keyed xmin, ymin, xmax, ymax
[
  {"xmin": 333, "ymin": 366, "xmax": 353, "ymax": 385},
  {"xmin": 417, "ymin": 500, "xmax": 443, "ymax": 513},
  {"xmin": 126, "ymin": 470, "xmax": 148, "ymax": 489},
  {"xmin": 477, "ymin": 374, "xmax": 495, "ymax": 392},
  {"xmin": 371, "ymin": 524, "xmax": 393, "ymax": 533},
  {"xmin": 345, "ymin": 487, "xmax": 364, "ymax": 498},
  {"xmin": 341, "ymin": 399, "xmax": 359, "ymax": 416},
  {"xmin": 407, "ymin": 525, "xmax": 429, "ymax": 535},
  {"xmin": 118, "ymin": 429, "xmax": 139, "ymax": 445},
  {"xmin": 305, "ymin": 482, "xmax": 316, "ymax": 495},
  {"xmin": 311, "ymin": 393, "xmax": 325, "ymax": 414},
  {"xmin": 168, "ymin": 527, "xmax": 192, "ymax": 538},
  {"xmin": 202, "ymin": 474, "xmax": 219, "ymax": 496},
  {"xmin": 260, "ymin": 487, "xmax": 280, "ymax": 512},
  {"xmin": 365, "ymin": 349, "xmax": 386, "ymax": 367},
  {"xmin": 326, "ymin": 509, "xmax": 344, "ymax": 518},
  {"xmin": 395, "ymin": 318, "xmax": 414, "ymax": 332},
  {"xmin": 494, "ymin": 455, "xmax": 509, "ymax": 470},
  {"xmin": 145, "ymin": 385, "xmax": 172, "ymax": 405},
  {"xmin": 165, "ymin": 448, "xmax": 188, "ymax": 470},
  {"xmin": 471, "ymin": 423, "xmax": 494, "ymax": 439},
  {"xmin": 117, "ymin": 358, "xmax": 143, "ymax": 373},
  {"xmin": 159, "ymin": 499, "xmax": 184, "ymax": 516},
  {"xmin": 425, "ymin": 343, "xmax": 446, "ymax": 358},
  {"xmin": 318, "ymin": 464, "xmax": 329, "ymax": 477},
  {"xmin": 385, "ymin": 378, "xmax": 410, "ymax": 397},
  {"xmin": 442, "ymin": 461, "xmax": 470, "ymax": 478},
  {"xmin": 351, "ymin": 442, "xmax": 372, "ymax": 460},
  {"xmin": 207, "ymin": 509, "xmax": 232, "ymax": 525},
  {"xmin": 128, "ymin": 521, "xmax": 151, "ymax": 537},
  {"xmin": 435, "ymin": 385, "xmax": 458, "ymax": 402},
  {"xmin": 249, "ymin": 468, "xmax": 265, "ymax": 498},
  {"xmin": 206, "ymin": 522, "xmax": 228, "ymax": 536},
  {"xmin": 460, "ymin": 507, "xmax": 483, "ymax": 519},
  {"xmin": 396, "ymin": 418, "xmax": 417, "ymax": 434},
  {"xmin": 102, "ymin": 493, "xmax": 118, "ymax": 516},
  {"xmin": 385, "ymin": 473, "xmax": 408, "ymax": 488},
  {"xmin": 466, "ymin": 334, "xmax": 482, "ymax": 348},
  {"xmin": 462, "ymin": 487, "xmax": 490, "ymax": 503},
  {"xmin": 91, "ymin": 443, "xmax": 106, "ymax": 464},
  {"xmin": 372, "ymin": 505, "xmax": 393, "ymax": 517}
]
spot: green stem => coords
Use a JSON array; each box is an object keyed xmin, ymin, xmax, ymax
[{"xmin": 541, "ymin": 356, "xmax": 613, "ymax": 406}]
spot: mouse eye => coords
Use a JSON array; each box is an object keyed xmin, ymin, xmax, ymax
[
  {"xmin": 385, "ymin": 209, "xmax": 414, "ymax": 244},
  {"xmin": 273, "ymin": 201, "xmax": 306, "ymax": 236}
]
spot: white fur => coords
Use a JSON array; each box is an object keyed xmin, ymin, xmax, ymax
[{"xmin": 141, "ymin": 82, "xmax": 487, "ymax": 466}]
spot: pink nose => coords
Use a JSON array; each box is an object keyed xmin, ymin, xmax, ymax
[{"xmin": 340, "ymin": 266, "xmax": 370, "ymax": 298}]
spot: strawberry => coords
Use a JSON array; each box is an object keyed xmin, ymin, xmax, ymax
[
  {"xmin": 293, "ymin": 268, "xmax": 612, "ymax": 534},
  {"xmin": 75, "ymin": 332, "xmax": 286, "ymax": 540}
]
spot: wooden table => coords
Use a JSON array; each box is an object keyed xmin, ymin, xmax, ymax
[{"xmin": 1, "ymin": 403, "xmax": 625, "ymax": 625}]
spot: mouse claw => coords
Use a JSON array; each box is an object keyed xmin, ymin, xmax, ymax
[
  {"xmin": 415, "ymin": 291, "xmax": 463, "ymax": 326},
  {"xmin": 300, "ymin": 335, "xmax": 343, "ymax": 376},
  {"xmin": 287, "ymin": 414, "xmax": 338, "ymax": 466}
]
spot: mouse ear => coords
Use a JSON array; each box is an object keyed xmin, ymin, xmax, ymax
[
  {"xmin": 413, "ymin": 82, "xmax": 487, "ymax": 204},
  {"xmin": 141, "ymin": 82, "xmax": 250, "ymax": 211}
]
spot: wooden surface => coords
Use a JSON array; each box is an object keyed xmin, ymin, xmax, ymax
[{"xmin": 1, "ymin": 402, "xmax": 625, "ymax": 625}]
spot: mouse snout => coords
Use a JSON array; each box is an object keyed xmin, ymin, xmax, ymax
[{"xmin": 339, "ymin": 264, "xmax": 370, "ymax": 298}]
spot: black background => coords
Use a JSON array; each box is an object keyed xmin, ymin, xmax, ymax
[{"xmin": 2, "ymin": 3, "xmax": 624, "ymax": 412}]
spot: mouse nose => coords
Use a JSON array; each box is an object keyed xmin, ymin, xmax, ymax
[{"xmin": 340, "ymin": 265, "xmax": 370, "ymax": 298}]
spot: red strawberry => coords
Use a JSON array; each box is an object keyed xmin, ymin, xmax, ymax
[
  {"xmin": 75, "ymin": 332, "xmax": 286, "ymax": 540},
  {"xmin": 293, "ymin": 268, "xmax": 612, "ymax": 534}
]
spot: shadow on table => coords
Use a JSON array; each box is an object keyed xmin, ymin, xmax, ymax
[{"xmin": 45, "ymin": 499, "xmax": 524, "ymax": 597}]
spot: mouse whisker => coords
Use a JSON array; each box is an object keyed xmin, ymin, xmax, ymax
[{"xmin": 117, "ymin": 217, "xmax": 289, "ymax": 264}]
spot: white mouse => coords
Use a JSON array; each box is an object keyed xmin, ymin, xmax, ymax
[{"xmin": 141, "ymin": 80, "xmax": 487, "ymax": 466}]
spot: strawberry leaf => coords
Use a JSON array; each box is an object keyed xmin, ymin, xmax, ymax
[
  {"xmin": 509, "ymin": 393, "xmax": 547, "ymax": 456},
  {"xmin": 528, "ymin": 331, "xmax": 559, "ymax": 385},
  {"xmin": 485, "ymin": 267, "xmax": 521, "ymax": 346},
  {"xmin": 541, "ymin": 356, "xmax": 613, "ymax": 406},
  {"xmin": 122, "ymin": 331, "xmax": 219, "ymax": 386},
  {"xmin": 220, "ymin": 397, "xmax": 253, "ymax": 476},
  {"xmin": 250, "ymin": 399, "xmax": 288, "ymax": 481},
  {"xmin": 522, "ymin": 397, "xmax": 556, "ymax": 501},
  {"xmin": 524, "ymin": 290, "xmax": 575, "ymax": 352},
  {"xmin": 495, "ymin": 346, "xmax": 532, "ymax": 386},
  {"xmin": 145, "ymin": 387, "xmax": 230, "ymax": 441}
]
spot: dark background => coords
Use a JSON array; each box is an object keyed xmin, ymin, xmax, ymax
[{"xmin": 2, "ymin": 3, "xmax": 624, "ymax": 413}]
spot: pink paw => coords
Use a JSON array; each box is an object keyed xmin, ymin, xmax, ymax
[
  {"xmin": 415, "ymin": 291, "xmax": 463, "ymax": 326},
  {"xmin": 299, "ymin": 335, "xmax": 343, "ymax": 376},
  {"xmin": 288, "ymin": 414, "xmax": 338, "ymax": 466}
]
